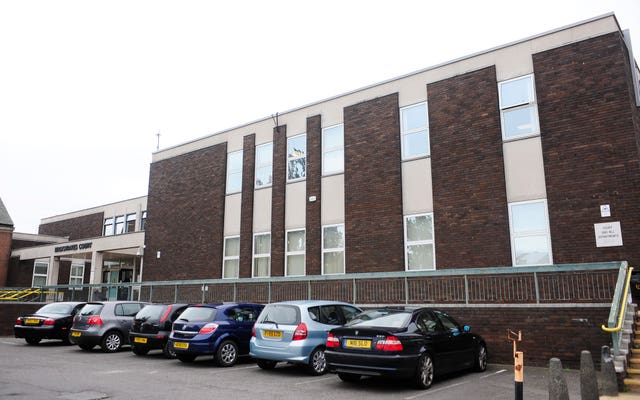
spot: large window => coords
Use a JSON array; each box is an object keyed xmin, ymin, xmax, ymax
[
  {"xmin": 32, "ymin": 261, "xmax": 48, "ymax": 287},
  {"xmin": 287, "ymin": 134, "xmax": 306, "ymax": 181},
  {"xmin": 223, "ymin": 236, "xmax": 240, "ymax": 279},
  {"xmin": 404, "ymin": 213, "xmax": 435, "ymax": 271},
  {"xmin": 286, "ymin": 229, "xmax": 306, "ymax": 276},
  {"xmin": 226, "ymin": 150, "xmax": 243, "ymax": 194},
  {"xmin": 69, "ymin": 262, "xmax": 84, "ymax": 287},
  {"xmin": 114, "ymin": 215, "xmax": 125, "ymax": 235},
  {"xmin": 253, "ymin": 233, "xmax": 271, "ymax": 278},
  {"xmin": 141, "ymin": 211, "xmax": 147, "ymax": 231},
  {"xmin": 322, "ymin": 224, "xmax": 345, "ymax": 275},
  {"xmin": 322, "ymin": 124, "xmax": 344, "ymax": 175},
  {"xmin": 400, "ymin": 102, "xmax": 430, "ymax": 160},
  {"xmin": 103, "ymin": 217, "xmax": 114, "ymax": 236},
  {"xmin": 125, "ymin": 213, "xmax": 136, "ymax": 233},
  {"xmin": 255, "ymin": 142, "xmax": 273, "ymax": 188},
  {"xmin": 499, "ymin": 75, "xmax": 540, "ymax": 140},
  {"xmin": 508, "ymin": 200, "xmax": 552, "ymax": 266}
]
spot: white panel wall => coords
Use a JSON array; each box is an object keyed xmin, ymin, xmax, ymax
[
  {"xmin": 223, "ymin": 193, "xmax": 241, "ymax": 236},
  {"xmin": 285, "ymin": 181, "xmax": 306, "ymax": 229},
  {"xmin": 253, "ymin": 188, "xmax": 272, "ymax": 232},
  {"xmin": 321, "ymin": 175, "xmax": 344, "ymax": 225},
  {"xmin": 402, "ymin": 158, "xmax": 434, "ymax": 215},
  {"xmin": 503, "ymin": 137, "xmax": 548, "ymax": 202}
]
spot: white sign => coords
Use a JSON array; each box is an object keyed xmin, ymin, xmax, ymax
[
  {"xmin": 600, "ymin": 204, "xmax": 611, "ymax": 218},
  {"xmin": 594, "ymin": 222, "xmax": 623, "ymax": 247}
]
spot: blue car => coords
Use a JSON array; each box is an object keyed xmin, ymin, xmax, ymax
[{"xmin": 169, "ymin": 303, "xmax": 264, "ymax": 366}]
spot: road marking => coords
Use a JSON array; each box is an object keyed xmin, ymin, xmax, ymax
[
  {"xmin": 481, "ymin": 369, "xmax": 507, "ymax": 379},
  {"xmin": 215, "ymin": 365, "xmax": 259, "ymax": 372},
  {"xmin": 294, "ymin": 376, "xmax": 336, "ymax": 385},
  {"xmin": 404, "ymin": 381, "xmax": 468, "ymax": 400},
  {"xmin": 95, "ymin": 370, "xmax": 130, "ymax": 375},
  {"xmin": 1, "ymin": 341, "xmax": 18, "ymax": 345}
]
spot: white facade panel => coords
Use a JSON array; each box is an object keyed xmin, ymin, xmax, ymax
[
  {"xmin": 285, "ymin": 181, "xmax": 306, "ymax": 229},
  {"xmin": 402, "ymin": 158, "xmax": 434, "ymax": 215},
  {"xmin": 503, "ymin": 137, "xmax": 547, "ymax": 203},
  {"xmin": 321, "ymin": 174, "xmax": 344, "ymax": 225},
  {"xmin": 223, "ymin": 193, "xmax": 241, "ymax": 236},
  {"xmin": 253, "ymin": 188, "xmax": 272, "ymax": 232}
]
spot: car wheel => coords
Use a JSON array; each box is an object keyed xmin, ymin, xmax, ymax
[
  {"xmin": 414, "ymin": 353, "xmax": 434, "ymax": 389},
  {"xmin": 307, "ymin": 347, "xmax": 327, "ymax": 376},
  {"xmin": 79, "ymin": 344, "xmax": 94, "ymax": 351},
  {"xmin": 25, "ymin": 337, "xmax": 41, "ymax": 345},
  {"xmin": 132, "ymin": 345, "xmax": 149, "ymax": 356},
  {"xmin": 338, "ymin": 373, "xmax": 361, "ymax": 382},
  {"xmin": 474, "ymin": 344, "xmax": 488, "ymax": 372},
  {"xmin": 101, "ymin": 331, "xmax": 123, "ymax": 353},
  {"xmin": 162, "ymin": 342, "xmax": 176, "ymax": 359},
  {"xmin": 177, "ymin": 353, "xmax": 197, "ymax": 363},
  {"xmin": 256, "ymin": 359, "xmax": 277, "ymax": 369},
  {"xmin": 215, "ymin": 340, "xmax": 238, "ymax": 367}
]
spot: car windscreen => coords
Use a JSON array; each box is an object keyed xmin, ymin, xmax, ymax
[
  {"xmin": 345, "ymin": 310, "xmax": 412, "ymax": 328},
  {"xmin": 257, "ymin": 305, "xmax": 300, "ymax": 325},
  {"xmin": 135, "ymin": 305, "xmax": 165, "ymax": 321},
  {"xmin": 79, "ymin": 304, "xmax": 104, "ymax": 316},
  {"xmin": 177, "ymin": 307, "xmax": 217, "ymax": 322},
  {"xmin": 37, "ymin": 303, "xmax": 74, "ymax": 315}
]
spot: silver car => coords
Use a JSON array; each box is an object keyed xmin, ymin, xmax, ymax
[{"xmin": 250, "ymin": 300, "xmax": 361, "ymax": 375}]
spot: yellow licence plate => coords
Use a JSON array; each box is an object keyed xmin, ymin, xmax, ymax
[
  {"xmin": 173, "ymin": 342, "xmax": 189, "ymax": 349},
  {"xmin": 25, "ymin": 319, "xmax": 40, "ymax": 325},
  {"xmin": 345, "ymin": 339, "xmax": 371, "ymax": 349},
  {"xmin": 71, "ymin": 331, "xmax": 82, "ymax": 337},
  {"xmin": 134, "ymin": 337, "xmax": 148, "ymax": 344},
  {"xmin": 263, "ymin": 330, "xmax": 282, "ymax": 339}
]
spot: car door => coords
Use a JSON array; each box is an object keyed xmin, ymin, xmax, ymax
[
  {"xmin": 227, "ymin": 305, "xmax": 260, "ymax": 354},
  {"xmin": 433, "ymin": 311, "xmax": 475, "ymax": 370},
  {"xmin": 415, "ymin": 310, "xmax": 458, "ymax": 374}
]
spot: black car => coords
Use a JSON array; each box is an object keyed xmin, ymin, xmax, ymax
[
  {"xmin": 130, "ymin": 303, "xmax": 190, "ymax": 358},
  {"xmin": 325, "ymin": 308, "xmax": 487, "ymax": 389},
  {"xmin": 14, "ymin": 302, "xmax": 85, "ymax": 345}
]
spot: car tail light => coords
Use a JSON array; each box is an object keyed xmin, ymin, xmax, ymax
[
  {"xmin": 292, "ymin": 322, "xmax": 308, "ymax": 341},
  {"xmin": 376, "ymin": 336, "xmax": 403, "ymax": 351},
  {"xmin": 251, "ymin": 325, "xmax": 255, "ymax": 337},
  {"xmin": 87, "ymin": 315, "xmax": 103, "ymax": 325},
  {"xmin": 15, "ymin": 317, "xmax": 22, "ymax": 325},
  {"xmin": 43, "ymin": 318, "xmax": 55, "ymax": 326},
  {"xmin": 159, "ymin": 305, "xmax": 173, "ymax": 323},
  {"xmin": 326, "ymin": 333, "xmax": 340, "ymax": 348},
  {"xmin": 199, "ymin": 323, "xmax": 218, "ymax": 335}
]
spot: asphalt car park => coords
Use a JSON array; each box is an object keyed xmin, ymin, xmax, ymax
[{"xmin": 0, "ymin": 336, "xmax": 583, "ymax": 400}]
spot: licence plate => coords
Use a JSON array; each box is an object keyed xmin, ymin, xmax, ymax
[
  {"xmin": 263, "ymin": 330, "xmax": 282, "ymax": 339},
  {"xmin": 25, "ymin": 319, "xmax": 40, "ymax": 325},
  {"xmin": 134, "ymin": 337, "xmax": 147, "ymax": 344},
  {"xmin": 173, "ymin": 342, "xmax": 189, "ymax": 349},
  {"xmin": 71, "ymin": 331, "xmax": 82, "ymax": 337},
  {"xmin": 345, "ymin": 339, "xmax": 371, "ymax": 349}
]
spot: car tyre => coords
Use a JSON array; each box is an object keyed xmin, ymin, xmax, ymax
[
  {"xmin": 79, "ymin": 344, "xmax": 94, "ymax": 351},
  {"xmin": 307, "ymin": 347, "xmax": 327, "ymax": 376},
  {"xmin": 25, "ymin": 337, "xmax": 41, "ymax": 345},
  {"xmin": 338, "ymin": 373, "xmax": 361, "ymax": 383},
  {"xmin": 177, "ymin": 353, "xmax": 197, "ymax": 363},
  {"xmin": 162, "ymin": 342, "xmax": 176, "ymax": 359},
  {"xmin": 132, "ymin": 345, "xmax": 149, "ymax": 356},
  {"xmin": 256, "ymin": 359, "xmax": 277, "ymax": 369},
  {"xmin": 414, "ymin": 353, "xmax": 434, "ymax": 390},
  {"xmin": 215, "ymin": 340, "xmax": 238, "ymax": 367},
  {"xmin": 101, "ymin": 331, "xmax": 123, "ymax": 353},
  {"xmin": 474, "ymin": 343, "xmax": 488, "ymax": 372}
]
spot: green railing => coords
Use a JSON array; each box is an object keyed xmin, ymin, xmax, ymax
[{"xmin": 601, "ymin": 262, "xmax": 633, "ymax": 355}]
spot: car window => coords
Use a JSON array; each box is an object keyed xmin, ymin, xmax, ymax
[
  {"xmin": 435, "ymin": 311, "xmax": 460, "ymax": 333},
  {"xmin": 115, "ymin": 304, "xmax": 124, "ymax": 316},
  {"xmin": 178, "ymin": 307, "xmax": 217, "ymax": 322},
  {"xmin": 319, "ymin": 305, "xmax": 341, "ymax": 325},
  {"xmin": 71, "ymin": 304, "xmax": 85, "ymax": 316},
  {"xmin": 259, "ymin": 305, "xmax": 299, "ymax": 325},
  {"xmin": 136, "ymin": 305, "xmax": 165, "ymax": 321},
  {"xmin": 416, "ymin": 311, "xmax": 439, "ymax": 333},
  {"xmin": 80, "ymin": 304, "xmax": 103, "ymax": 316},
  {"xmin": 37, "ymin": 303, "xmax": 74, "ymax": 314},
  {"xmin": 346, "ymin": 310, "xmax": 412, "ymax": 328},
  {"xmin": 226, "ymin": 306, "xmax": 259, "ymax": 322},
  {"xmin": 340, "ymin": 305, "xmax": 360, "ymax": 323},
  {"xmin": 170, "ymin": 306, "xmax": 189, "ymax": 322}
]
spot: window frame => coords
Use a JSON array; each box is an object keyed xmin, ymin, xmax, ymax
[
  {"xmin": 400, "ymin": 102, "xmax": 430, "ymax": 160},
  {"xmin": 498, "ymin": 74, "xmax": 540, "ymax": 141},
  {"xmin": 226, "ymin": 150, "xmax": 243, "ymax": 194},
  {"xmin": 222, "ymin": 235, "xmax": 240, "ymax": 279},
  {"xmin": 114, "ymin": 215, "xmax": 125, "ymax": 235},
  {"xmin": 252, "ymin": 232, "xmax": 271, "ymax": 278},
  {"xmin": 141, "ymin": 211, "xmax": 147, "ymax": 231},
  {"xmin": 285, "ymin": 228, "xmax": 306, "ymax": 277},
  {"xmin": 322, "ymin": 124, "xmax": 344, "ymax": 176},
  {"xmin": 103, "ymin": 217, "xmax": 114, "ymax": 236},
  {"xmin": 321, "ymin": 224, "xmax": 346, "ymax": 275},
  {"xmin": 69, "ymin": 262, "xmax": 85, "ymax": 289},
  {"xmin": 32, "ymin": 261, "xmax": 49, "ymax": 287},
  {"xmin": 508, "ymin": 199, "xmax": 553, "ymax": 267},
  {"xmin": 403, "ymin": 213, "xmax": 436, "ymax": 271},
  {"xmin": 287, "ymin": 133, "xmax": 307, "ymax": 182},
  {"xmin": 125, "ymin": 213, "xmax": 136, "ymax": 233},
  {"xmin": 255, "ymin": 142, "xmax": 273, "ymax": 189}
]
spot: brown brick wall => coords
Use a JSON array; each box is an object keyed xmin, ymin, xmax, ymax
[
  {"xmin": 344, "ymin": 93, "xmax": 405, "ymax": 273},
  {"xmin": 534, "ymin": 32, "xmax": 640, "ymax": 266},
  {"xmin": 143, "ymin": 144, "xmax": 227, "ymax": 281},
  {"xmin": 38, "ymin": 212, "xmax": 104, "ymax": 241},
  {"xmin": 7, "ymin": 258, "xmax": 33, "ymax": 287},
  {"xmin": 429, "ymin": 66, "xmax": 512, "ymax": 268},
  {"xmin": 239, "ymin": 135, "xmax": 256, "ymax": 278},
  {"xmin": 0, "ymin": 303, "xmax": 42, "ymax": 336},
  {"xmin": 0, "ymin": 230, "xmax": 11, "ymax": 286},
  {"xmin": 306, "ymin": 115, "xmax": 322, "ymax": 276},
  {"xmin": 271, "ymin": 126, "xmax": 287, "ymax": 277}
]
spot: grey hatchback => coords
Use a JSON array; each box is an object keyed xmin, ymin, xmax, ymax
[{"xmin": 69, "ymin": 301, "xmax": 147, "ymax": 353}]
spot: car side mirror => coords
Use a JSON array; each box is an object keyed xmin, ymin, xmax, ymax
[{"xmin": 463, "ymin": 325, "xmax": 470, "ymax": 332}]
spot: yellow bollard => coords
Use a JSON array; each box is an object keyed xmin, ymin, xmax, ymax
[{"xmin": 508, "ymin": 330, "xmax": 523, "ymax": 400}]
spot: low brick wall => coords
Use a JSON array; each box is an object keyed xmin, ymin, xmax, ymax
[{"xmin": 1, "ymin": 303, "xmax": 43, "ymax": 336}]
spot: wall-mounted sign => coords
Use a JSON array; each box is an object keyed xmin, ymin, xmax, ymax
[
  {"xmin": 594, "ymin": 222, "xmax": 623, "ymax": 247},
  {"xmin": 600, "ymin": 204, "xmax": 611, "ymax": 218},
  {"xmin": 54, "ymin": 242, "xmax": 93, "ymax": 253}
]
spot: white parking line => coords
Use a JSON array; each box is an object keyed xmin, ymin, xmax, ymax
[
  {"xmin": 404, "ymin": 381, "xmax": 468, "ymax": 400},
  {"xmin": 1, "ymin": 341, "xmax": 18, "ymax": 345},
  {"xmin": 294, "ymin": 376, "xmax": 336, "ymax": 385},
  {"xmin": 480, "ymin": 369, "xmax": 507, "ymax": 379},
  {"xmin": 215, "ymin": 365, "xmax": 259, "ymax": 372}
]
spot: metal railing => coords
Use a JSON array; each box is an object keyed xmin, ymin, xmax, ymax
[{"xmin": 601, "ymin": 262, "xmax": 634, "ymax": 355}]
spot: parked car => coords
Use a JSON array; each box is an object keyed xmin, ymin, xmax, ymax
[
  {"xmin": 130, "ymin": 303, "xmax": 190, "ymax": 358},
  {"xmin": 169, "ymin": 302, "xmax": 264, "ymax": 366},
  {"xmin": 250, "ymin": 300, "xmax": 362, "ymax": 375},
  {"xmin": 69, "ymin": 301, "xmax": 147, "ymax": 352},
  {"xmin": 14, "ymin": 301, "xmax": 85, "ymax": 345},
  {"xmin": 325, "ymin": 307, "xmax": 487, "ymax": 389}
]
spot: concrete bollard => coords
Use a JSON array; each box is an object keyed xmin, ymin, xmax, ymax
[
  {"xmin": 580, "ymin": 350, "xmax": 598, "ymax": 400},
  {"xmin": 600, "ymin": 346, "xmax": 618, "ymax": 396},
  {"xmin": 549, "ymin": 357, "xmax": 570, "ymax": 400}
]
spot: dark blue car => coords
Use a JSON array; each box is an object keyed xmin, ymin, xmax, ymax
[{"xmin": 169, "ymin": 303, "xmax": 263, "ymax": 366}]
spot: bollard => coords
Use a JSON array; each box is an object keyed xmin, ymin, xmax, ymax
[
  {"xmin": 549, "ymin": 357, "xmax": 570, "ymax": 400},
  {"xmin": 600, "ymin": 346, "xmax": 618, "ymax": 396},
  {"xmin": 507, "ymin": 329, "xmax": 523, "ymax": 400},
  {"xmin": 580, "ymin": 350, "xmax": 598, "ymax": 400}
]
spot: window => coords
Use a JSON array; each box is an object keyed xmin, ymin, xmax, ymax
[
  {"xmin": 404, "ymin": 213, "xmax": 435, "ymax": 271},
  {"xmin": 69, "ymin": 263, "xmax": 84, "ymax": 288},
  {"xmin": 253, "ymin": 233, "xmax": 271, "ymax": 277},
  {"xmin": 125, "ymin": 213, "xmax": 136, "ymax": 232},
  {"xmin": 141, "ymin": 211, "xmax": 147, "ymax": 231},
  {"xmin": 400, "ymin": 102, "xmax": 430, "ymax": 159},
  {"xmin": 32, "ymin": 261, "xmax": 48, "ymax": 287},
  {"xmin": 322, "ymin": 124, "xmax": 344, "ymax": 175},
  {"xmin": 286, "ymin": 229, "xmax": 305, "ymax": 276},
  {"xmin": 322, "ymin": 224, "xmax": 345, "ymax": 275},
  {"xmin": 499, "ymin": 75, "xmax": 540, "ymax": 140},
  {"xmin": 226, "ymin": 150, "xmax": 243, "ymax": 194},
  {"xmin": 114, "ymin": 215, "xmax": 125, "ymax": 234},
  {"xmin": 287, "ymin": 134, "xmax": 306, "ymax": 181},
  {"xmin": 222, "ymin": 236, "xmax": 240, "ymax": 279},
  {"xmin": 103, "ymin": 217, "xmax": 114, "ymax": 236},
  {"xmin": 255, "ymin": 142, "xmax": 273, "ymax": 188},
  {"xmin": 508, "ymin": 200, "xmax": 552, "ymax": 266}
]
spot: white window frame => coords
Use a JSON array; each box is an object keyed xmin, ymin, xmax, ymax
[
  {"xmin": 322, "ymin": 124, "xmax": 344, "ymax": 176},
  {"xmin": 252, "ymin": 232, "xmax": 271, "ymax": 278},
  {"xmin": 508, "ymin": 199, "xmax": 553, "ymax": 267},
  {"xmin": 141, "ymin": 211, "xmax": 147, "ymax": 231},
  {"xmin": 32, "ymin": 261, "xmax": 49, "ymax": 287},
  {"xmin": 69, "ymin": 262, "xmax": 85, "ymax": 289},
  {"xmin": 285, "ymin": 229, "xmax": 306, "ymax": 277},
  {"xmin": 226, "ymin": 150, "xmax": 243, "ymax": 194},
  {"xmin": 222, "ymin": 236, "xmax": 240, "ymax": 279},
  {"xmin": 403, "ymin": 213, "xmax": 436, "ymax": 271},
  {"xmin": 103, "ymin": 217, "xmax": 114, "ymax": 236},
  {"xmin": 114, "ymin": 215, "xmax": 125, "ymax": 235},
  {"xmin": 498, "ymin": 74, "xmax": 540, "ymax": 141},
  {"xmin": 287, "ymin": 133, "xmax": 307, "ymax": 182},
  {"xmin": 400, "ymin": 102, "xmax": 430, "ymax": 160},
  {"xmin": 125, "ymin": 213, "xmax": 136, "ymax": 233},
  {"xmin": 255, "ymin": 142, "xmax": 273, "ymax": 189},
  {"xmin": 321, "ymin": 224, "xmax": 345, "ymax": 275}
]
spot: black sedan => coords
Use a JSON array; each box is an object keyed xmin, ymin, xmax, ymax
[
  {"xmin": 325, "ymin": 308, "xmax": 487, "ymax": 389},
  {"xmin": 14, "ymin": 302, "xmax": 85, "ymax": 345}
]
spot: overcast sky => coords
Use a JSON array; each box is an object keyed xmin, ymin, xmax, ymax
[{"xmin": 1, "ymin": 1, "xmax": 639, "ymax": 233}]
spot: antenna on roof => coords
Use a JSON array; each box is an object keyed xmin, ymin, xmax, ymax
[
  {"xmin": 271, "ymin": 112, "xmax": 279, "ymax": 132},
  {"xmin": 156, "ymin": 131, "xmax": 161, "ymax": 151}
]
